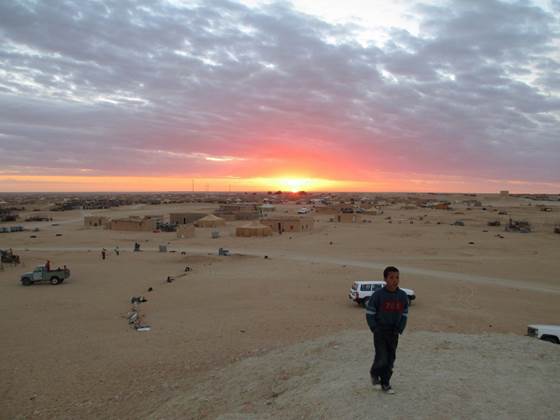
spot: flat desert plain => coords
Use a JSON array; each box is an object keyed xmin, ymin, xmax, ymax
[{"xmin": 1, "ymin": 195, "xmax": 559, "ymax": 419}]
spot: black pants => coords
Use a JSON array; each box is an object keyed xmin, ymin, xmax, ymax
[{"xmin": 370, "ymin": 329, "xmax": 399, "ymax": 386}]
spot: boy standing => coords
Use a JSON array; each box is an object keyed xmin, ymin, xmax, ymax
[{"xmin": 365, "ymin": 266, "xmax": 409, "ymax": 394}]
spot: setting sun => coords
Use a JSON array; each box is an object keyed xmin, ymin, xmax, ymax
[{"xmin": 281, "ymin": 178, "xmax": 311, "ymax": 192}]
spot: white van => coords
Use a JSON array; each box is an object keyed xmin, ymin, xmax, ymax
[
  {"xmin": 527, "ymin": 325, "xmax": 560, "ymax": 344},
  {"xmin": 349, "ymin": 281, "xmax": 416, "ymax": 306}
]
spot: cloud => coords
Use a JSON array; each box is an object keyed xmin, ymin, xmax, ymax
[{"xmin": 0, "ymin": 0, "xmax": 558, "ymax": 190}]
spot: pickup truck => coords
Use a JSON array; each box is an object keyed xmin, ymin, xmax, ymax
[
  {"xmin": 527, "ymin": 324, "xmax": 560, "ymax": 344},
  {"xmin": 20, "ymin": 265, "xmax": 70, "ymax": 286},
  {"xmin": 349, "ymin": 281, "xmax": 416, "ymax": 306}
]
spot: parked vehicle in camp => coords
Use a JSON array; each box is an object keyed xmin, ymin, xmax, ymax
[
  {"xmin": 527, "ymin": 325, "xmax": 560, "ymax": 344},
  {"xmin": 1, "ymin": 249, "xmax": 20, "ymax": 264},
  {"xmin": 349, "ymin": 281, "xmax": 416, "ymax": 306},
  {"xmin": 20, "ymin": 265, "xmax": 70, "ymax": 286}
]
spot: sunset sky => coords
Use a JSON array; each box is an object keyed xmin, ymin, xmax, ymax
[{"xmin": 0, "ymin": 0, "xmax": 559, "ymax": 192}]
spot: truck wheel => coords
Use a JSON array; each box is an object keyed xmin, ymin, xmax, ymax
[
  {"xmin": 22, "ymin": 278, "xmax": 32, "ymax": 286},
  {"xmin": 50, "ymin": 277, "xmax": 61, "ymax": 285}
]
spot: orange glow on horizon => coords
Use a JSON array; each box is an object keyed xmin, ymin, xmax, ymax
[
  {"xmin": 0, "ymin": 175, "xmax": 357, "ymax": 192},
  {"xmin": 1, "ymin": 174, "xmax": 557, "ymax": 193}
]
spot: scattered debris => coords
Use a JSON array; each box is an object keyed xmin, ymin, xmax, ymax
[
  {"xmin": 1, "ymin": 249, "xmax": 20, "ymax": 265},
  {"xmin": 184, "ymin": 265, "xmax": 191, "ymax": 272},
  {"xmin": 181, "ymin": 251, "xmax": 186, "ymax": 255},
  {"xmin": 133, "ymin": 242, "xmax": 141, "ymax": 252},
  {"xmin": 468, "ymin": 242, "xmax": 475, "ymax": 245},
  {"xmin": 487, "ymin": 220, "xmax": 501, "ymax": 227},
  {"xmin": 498, "ymin": 211, "xmax": 508, "ymax": 215},
  {"xmin": 130, "ymin": 296, "xmax": 148, "ymax": 304},
  {"xmin": 496, "ymin": 234, "xmax": 505, "ymax": 239},
  {"xmin": 554, "ymin": 226, "xmax": 560, "ymax": 234},
  {"xmin": 264, "ymin": 255, "xmax": 269, "ymax": 259},
  {"xmin": 453, "ymin": 220, "xmax": 465, "ymax": 226},
  {"xmin": 148, "ymin": 287, "xmax": 153, "ymax": 292},
  {"xmin": 55, "ymin": 233, "xmax": 63, "ymax": 237},
  {"xmin": 166, "ymin": 276, "xmax": 174, "ymax": 283},
  {"xmin": 505, "ymin": 218, "xmax": 532, "ymax": 233},
  {"xmin": 218, "ymin": 247, "xmax": 230, "ymax": 256},
  {"xmin": 136, "ymin": 326, "xmax": 151, "ymax": 332},
  {"xmin": 127, "ymin": 311, "xmax": 138, "ymax": 324}
]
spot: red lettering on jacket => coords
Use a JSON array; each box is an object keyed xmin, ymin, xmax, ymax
[{"xmin": 382, "ymin": 300, "xmax": 404, "ymax": 313}]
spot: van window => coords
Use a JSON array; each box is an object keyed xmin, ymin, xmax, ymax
[
  {"xmin": 361, "ymin": 284, "xmax": 372, "ymax": 291},
  {"xmin": 373, "ymin": 284, "xmax": 382, "ymax": 290}
]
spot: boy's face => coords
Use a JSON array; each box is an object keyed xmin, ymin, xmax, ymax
[{"xmin": 385, "ymin": 271, "xmax": 399, "ymax": 291}]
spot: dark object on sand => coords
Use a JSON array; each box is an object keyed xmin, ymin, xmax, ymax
[
  {"xmin": 1, "ymin": 249, "xmax": 20, "ymax": 264},
  {"xmin": 131, "ymin": 296, "xmax": 147, "ymax": 304},
  {"xmin": 505, "ymin": 218, "xmax": 531, "ymax": 233}
]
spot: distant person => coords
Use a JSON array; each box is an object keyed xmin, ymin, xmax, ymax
[
  {"xmin": 45, "ymin": 260, "xmax": 51, "ymax": 271},
  {"xmin": 365, "ymin": 266, "xmax": 409, "ymax": 394},
  {"xmin": 101, "ymin": 248, "xmax": 106, "ymax": 260},
  {"xmin": 114, "ymin": 246, "xmax": 120, "ymax": 256}
]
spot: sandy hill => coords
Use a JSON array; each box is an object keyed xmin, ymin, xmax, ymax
[{"xmin": 150, "ymin": 330, "xmax": 560, "ymax": 419}]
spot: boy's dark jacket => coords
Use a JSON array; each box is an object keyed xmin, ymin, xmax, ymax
[{"xmin": 365, "ymin": 287, "xmax": 409, "ymax": 334}]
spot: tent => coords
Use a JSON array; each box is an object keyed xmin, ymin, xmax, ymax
[
  {"xmin": 194, "ymin": 214, "xmax": 226, "ymax": 228},
  {"xmin": 235, "ymin": 221, "xmax": 273, "ymax": 237}
]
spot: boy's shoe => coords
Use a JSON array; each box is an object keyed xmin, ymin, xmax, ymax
[
  {"xmin": 370, "ymin": 376, "xmax": 382, "ymax": 390},
  {"xmin": 382, "ymin": 385, "xmax": 395, "ymax": 394}
]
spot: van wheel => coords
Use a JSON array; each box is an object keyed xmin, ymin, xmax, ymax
[
  {"xmin": 541, "ymin": 335, "xmax": 560, "ymax": 344},
  {"xmin": 50, "ymin": 277, "xmax": 60, "ymax": 285}
]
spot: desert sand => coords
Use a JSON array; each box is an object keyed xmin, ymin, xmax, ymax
[{"xmin": 1, "ymin": 194, "xmax": 559, "ymax": 419}]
